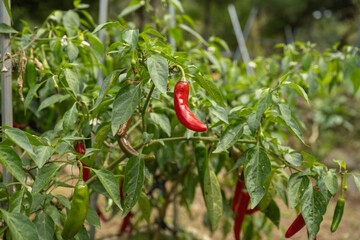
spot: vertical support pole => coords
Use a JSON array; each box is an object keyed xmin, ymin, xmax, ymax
[
  {"xmin": 0, "ymin": 0, "xmax": 12, "ymax": 185},
  {"xmin": 97, "ymin": 0, "xmax": 108, "ymax": 86},
  {"xmin": 228, "ymin": 4, "xmax": 254, "ymax": 75},
  {"xmin": 168, "ymin": 2, "xmax": 176, "ymax": 51}
]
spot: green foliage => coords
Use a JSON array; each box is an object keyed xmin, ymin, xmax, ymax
[{"xmin": 1, "ymin": 1, "xmax": 359, "ymax": 240}]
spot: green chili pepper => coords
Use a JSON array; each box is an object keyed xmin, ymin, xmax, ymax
[
  {"xmin": 25, "ymin": 58, "xmax": 36, "ymax": 88},
  {"xmin": 330, "ymin": 196, "xmax": 345, "ymax": 232},
  {"xmin": 61, "ymin": 180, "xmax": 89, "ymax": 240}
]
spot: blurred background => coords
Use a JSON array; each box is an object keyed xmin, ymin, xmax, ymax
[{"xmin": 11, "ymin": 0, "xmax": 360, "ymax": 55}]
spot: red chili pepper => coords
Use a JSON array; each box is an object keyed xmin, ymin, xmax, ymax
[
  {"xmin": 174, "ymin": 81, "xmax": 207, "ymax": 132},
  {"xmin": 117, "ymin": 211, "xmax": 133, "ymax": 237},
  {"xmin": 285, "ymin": 213, "xmax": 306, "ymax": 238},
  {"xmin": 245, "ymin": 206, "xmax": 259, "ymax": 215},
  {"xmin": 234, "ymin": 192, "xmax": 250, "ymax": 240},
  {"xmin": 120, "ymin": 178, "xmax": 124, "ymax": 200},
  {"xmin": 73, "ymin": 141, "xmax": 90, "ymax": 182},
  {"xmin": 13, "ymin": 121, "xmax": 28, "ymax": 129},
  {"xmin": 232, "ymin": 180, "xmax": 245, "ymax": 212},
  {"xmin": 96, "ymin": 205, "xmax": 107, "ymax": 222}
]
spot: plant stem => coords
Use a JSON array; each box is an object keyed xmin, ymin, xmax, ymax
[
  {"xmin": 148, "ymin": 136, "xmax": 256, "ymax": 145},
  {"xmin": 141, "ymin": 83, "xmax": 155, "ymax": 132}
]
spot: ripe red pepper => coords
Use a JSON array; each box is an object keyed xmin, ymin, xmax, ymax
[
  {"xmin": 232, "ymin": 179, "xmax": 245, "ymax": 212},
  {"xmin": 117, "ymin": 212, "xmax": 133, "ymax": 237},
  {"xmin": 13, "ymin": 121, "xmax": 28, "ymax": 129},
  {"xmin": 234, "ymin": 192, "xmax": 250, "ymax": 240},
  {"xmin": 73, "ymin": 141, "xmax": 90, "ymax": 182},
  {"xmin": 245, "ymin": 206, "xmax": 259, "ymax": 215},
  {"xmin": 285, "ymin": 213, "xmax": 305, "ymax": 238},
  {"xmin": 174, "ymin": 81, "xmax": 207, "ymax": 132},
  {"xmin": 96, "ymin": 206, "xmax": 107, "ymax": 222}
]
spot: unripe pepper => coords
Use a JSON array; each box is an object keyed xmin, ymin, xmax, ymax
[
  {"xmin": 331, "ymin": 196, "xmax": 345, "ymax": 232},
  {"xmin": 174, "ymin": 81, "xmax": 207, "ymax": 132},
  {"xmin": 74, "ymin": 141, "xmax": 90, "ymax": 181},
  {"xmin": 116, "ymin": 116, "xmax": 155, "ymax": 164},
  {"xmin": 25, "ymin": 57, "xmax": 36, "ymax": 88},
  {"xmin": 61, "ymin": 180, "xmax": 89, "ymax": 240}
]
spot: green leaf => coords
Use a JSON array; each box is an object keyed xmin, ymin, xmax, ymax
[
  {"xmin": 142, "ymin": 28, "xmax": 165, "ymax": 40},
  {"xmin": 34, "ymin": 146, "xmax": 55, "ymax": 169},
  {"xmin": 92, "ymin": 70, "xmax": 122, "ymax": 111},
  {"xmin": 248, "ymin": 91, "xmax": 272, "ymax": 134},
  {"xmin": 86, "ymin": 33, "xmax": 103, "ymax": 55},
  {"xmin": 64, "ymin": 68, "xmax": 79, "ymax": 96},
  {"xmin": 262, "ymin": 200, "xmax": 280, "ymax": 227},
  {"xmin": 86, "ymin": 207, "xmax": 101, "ymax": 229},
  {"xmin": 343, "ymin": 55, "xmax": 357, "ymax": 79},
  {"xmin": 284, "ymin": 152, "xmax": 303, "ymax": 166},
  {"xmin": 0, "ymin": 146, "xmax": 26, "ymax": 185},
  {"xmin": 213, "ymin": 123, "xmax": 243, "ymax": 153},
  {"xmin": 93, "ymin": 123, "xmax": 111, "ymax": 148},
  {"xmin": 34, "ymin": 213, "xmax": 55, "ymax": 240},
  {"xmin": 203, "ymin": 170, "xmax": 223, "ymax": 231},
  {"xmin": 66, "ymin": 41, "xmax": 79, "ymax": 62},
  {"xmin": 0, "ymin": 23, "xmax": 17, "ymax": 33},
  {"xmin": 32, "ymin": 164, "xmax": 62, "ymax": 194},
  {"xmin": 179, "ymin": 24, "xmax": 206, "ymax": 44},
  {"xmin": 5, "ymin": 128, "xmax": 35, "ymax": 159},
  {"xmin": 150, "ymin": 113, "xmax": 171, "ymax": 137},
  {"xmin": 63, "ymin": 10, "xmax": 80, "ymax": 36},
  {"xmin": 37, "ymin": 94, "xmax": 69, "ymax": 112},
  {"xmin": 138, "ymin": 192, "xmax": 151, "ymax": 224},
  {"xmin": 302, "ymin": 53, "xmax": 312, "ymax": 71},
  {"xmin": 169, "ymin": 0, "xmax": 184, "ymax": 13},
  {"xmin": 123, "ymin": 29, "xmax": 139, "ymax": 52},
  {"xmin": 1, "ymin": 0, "xmax": 13, "ymax": 23},
  {"xmin": 209, "ymin": 99, "xmax": 228, "ymax": 124},
  {"xmin": 147, "ymin": 55, "xmax": 169, "ymax": 95},
  {"xmin": 193, "ymin": 75, "xmax": 225, "ymax": 107},
  {"xmin": 353, "ymin": 175, "xmax": 360, "ymax": 193},
  {"xmin": 276, "ymin": 115, "xmax": 305, "ymax": 145},
  {"xmin": 301, "ymin": 151, "xmax": 316, "ymax": 167},
  {"xmin": 63, "ymin": 103, "xmax": 78, "ymax": 132},
  {"xmin": 24, "ymin": 81, "xmax": 47, "ymax": 113},
  {"xmin": 118, "ymin": 3, "xmax": 143, "ymax": 18},
  {"xmin": 44, "ymin": 204, "xmax": 61, "ymax": 226},
  {"xmin": 93, "ymin": 169, "xmax": 122, "ymax": 211},
  {"xmin": 282, "ymin": 82, "xmax": 309, "ymax": 104},
  {"xmin": 324, "ymin": 169, "xmax": 338, "ymax": 196},
  {"xmin": 300, "ymin": 186, "xmax": 327, "ymax": 240},
  {"xmin": 287, "ymin": 172, "xmax": 310, "ymax": 208},
  {"xmin": 244, "ymin": 146, "xmax": 271, "ymax": 209},
  {"xmin": 111, "ymin": 84, "xmax": 141, "ymax": 135},
  {"xmin": 92, "ymin": 22, "xmax": 119, "ymax": 34},
  {"xmin": 1, "ymin": 209, "xmax": 39, "ymax": 240},
  {"xmin": 123, "ymin": 156, "xmax": 145, "ymax": 217}
]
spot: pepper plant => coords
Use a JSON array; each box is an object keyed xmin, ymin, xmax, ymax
[{"xmin": 0, "ymin": 1, "xmax": 359, "ymax": 239}]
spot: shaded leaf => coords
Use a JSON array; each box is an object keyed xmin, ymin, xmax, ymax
[{"xmin": 147, "ymin": 55, "xmax": 168, "ymax": 95}]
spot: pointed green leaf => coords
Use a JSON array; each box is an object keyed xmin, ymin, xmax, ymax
[
  {"xmin": 300, "ymin": 186, "xmax": 327, "ymax": 240},
  {"xmin": 138, "ymin": 192, "xmax": 151, "ymax": 224},
  {"xmin": 123, "ymin": 29, "xmax": 139, "ymax": 52},
  {"xmin": 193, "ymin": 75, "xmax": 225, "ymax": 107},
  {"xmin": 34, "ymin": 213, "xmax": 55, "ymax": 240},
  {"xmin": 0, "ymin": 146, "xmax": 26, "ymax": 185},
  {"xmin": 32, "ymin": 164, "xmax": 62, "ymax": 194},
  {"xmin": 63, "ymin": 10, "xmax": 80, "ymax": 36},
  {"xmin": 93, "ymin": 169, "xmax": 122, "ymax": 211},
  {"xmin": 244, "ymin": 146, "xmax": 271, "ymax": 208},
  {"xmin": 150, "ymin": 113, "xmax": 171, "ymax": 137},
  {"xmin": 24, "ymin": 80, "xmax": 47, "ymax": 113},
  {"xmin": 324, "ymin": 169, "xmax": 338, "ymax": 196},
  {"xmin": 37, "ymin": 94, "xmax": 69, "ymax": 112},
  {"xmin": 64, "ymin": 68, "xmax": 79, "ymax": 96},
  {"xmin": 86, "ymin": 207, "xmax": 101, "ymax": 229},
  {"xmin": 1, "ymin": 210, "xmax": 39, "ymax": 240},
  {"xmin": 5, "ymin": 128, "xmax": 35, "ymax": 158},
  {"xmin": 0, "ymin": 23, "xmax": 17, "ymax": 33},
  {"xmin": 111, "ymin": 84, "xmax": 141, "ymax": 135},
  {"xmin": 248, "ymin": 91, "xmax": 272, "ymax": 134},
  {"xmin": 63, "ymin": 103, "xmax": 78, "ymax": 132},
  {"xmin": 282, "ymin": 82, "xmax": 309, "ymax": 104},
  {"xmin": 122, "ymin": 155, "xmax": 145, "ymax": 217},
  {"xmin": 287, "ymin": 172, "xmax": 310, "ymax": 208},
  {"xmin": 147, "ymin": 55, "xmax": 168, "ymax": 95},
  {"xmin": 34, "ymin": 146, "xmax": 55, "ymax": 169},
  {"xmin": 213, "ymin": 123, "xmax": 243, "ymax": 153}
]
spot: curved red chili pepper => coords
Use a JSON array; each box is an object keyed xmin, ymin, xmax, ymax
[
  {"xmin": 232, "ymin": 180, "xmax": 245, "ymax": 212},
  {"xmin": 96, "ymin": 205, "xmax": 107, "ymax": 222},
  {"xmin": 285, "ymin": 213, "xmax": 306, "ymax": 238},
  {"xmin": 73, "ymin": 141, "xmax": 90, "ymax": 182},
  {"xmin": 245, "ymin": 206, "xmax": 259, "ymax": 215},
  {"xmin": 13, "ymin": 121, "xmax": 28, "ymax": 129},
  {"xmin": 174, "ymin": 81, "xmax": 207, "ymax": 132},
  {"xmin": 117, "ymin": 211, "xmax": 133, "ymax": 236},
  {"xmin": 234, "ymin": 192, "xmax": 250, "ymax": 240}
]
